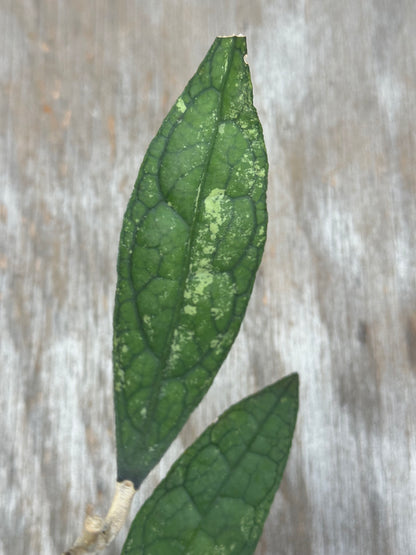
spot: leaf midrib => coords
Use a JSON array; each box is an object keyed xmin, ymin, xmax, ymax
[{"xmin": 144, "ymin": 39, "xmax": 238, "ymax": 425}]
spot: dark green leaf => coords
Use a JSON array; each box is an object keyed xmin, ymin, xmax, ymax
[
  {"xmin": 113, "ymin": 36, "xmax": 268, "ymax": 487},
  {"xmin": 122, "ymin": 373, "xmax": 299, "ymax": 555}
]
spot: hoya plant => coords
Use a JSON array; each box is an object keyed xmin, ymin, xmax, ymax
[{"xmin": 64, "ymin": 35, "xmax": 298, "ymax": 555}]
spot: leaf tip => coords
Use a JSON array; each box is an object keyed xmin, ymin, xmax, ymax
[
  {"xmin": 279, "ymin": 372, "xmax": 299, "ymax": 406},
  {"xmin": 216, "ymin": 33, "xmax": 246, "ymax": 38},
  {"xmin": 289, "ymin": 371, "xmax": 300, "ymax": 393}
]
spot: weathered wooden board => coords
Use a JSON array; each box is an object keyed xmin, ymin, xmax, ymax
[{"xmin": 1, "ymin": 1, "xmax": 415, "ymax": 554}]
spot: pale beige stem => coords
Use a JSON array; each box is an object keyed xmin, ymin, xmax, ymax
[{"xmin": 63, "ymin": 480, "xmax": 136, "ymax": 555}]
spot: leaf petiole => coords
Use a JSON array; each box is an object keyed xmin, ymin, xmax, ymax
[{"xmin": 63, "ymin": 480, "xmax": 136, "ymax": 555}]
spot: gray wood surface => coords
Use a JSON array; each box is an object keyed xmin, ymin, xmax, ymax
[{"xmin": 1, "ymin": 1, "xmax": 415, "ymax": 554}]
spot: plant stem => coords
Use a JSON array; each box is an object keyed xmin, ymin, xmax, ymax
[{"xmin": 63, "ymin": 480, "xmax": 136, "ymax": 554}]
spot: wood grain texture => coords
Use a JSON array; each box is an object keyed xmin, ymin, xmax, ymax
[{"xmin": 1, "ymin": 1, "xmax": 415, "ymax": 554}]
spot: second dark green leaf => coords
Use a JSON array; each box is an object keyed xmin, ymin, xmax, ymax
[{"xmin": 122, "ymin": 374, "xmax": 299, "ymax": 554}]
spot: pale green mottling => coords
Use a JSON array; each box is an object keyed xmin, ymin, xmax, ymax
[
  {"xmin": 211, "ymin": 307, "xmax": 224, "ymax": 319},
  {"xmin": 167, "ymin": 327, "xmax": 195, "ymax": 369},
  {"xmin": 240, "ymin": 508, "xmax": 255, "ymax": 541},
  {"xmin": 204, "ymin": 188, "xmax": 229, "ymax": 237},
  {"xmin": 176, "ymin": 97, "xmax": 186, "ymax": 113},
  {"xmin": 210, "ymin": 338, "xmax": 220, "ymax": 349},
  {"xmin": 114, "ymin": 362, "xmax": 125, "ymax": 392},
  {"xmin": 190, "ymin": 256, "xmax": 211, "ymax": 271},
  {"xmin": 170, "ymin": 328, "xmax": 195, "ymax": 352},
  {"xmin": 190, "ymin": 271, "xmax": 214, "ymax": 299},
  {"xmin": 202, "ymin": 244, "xmax": 215, "ymax": 255}
]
